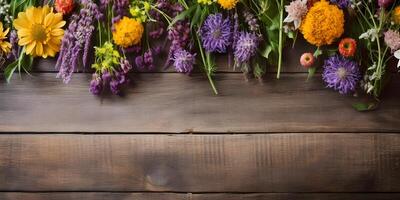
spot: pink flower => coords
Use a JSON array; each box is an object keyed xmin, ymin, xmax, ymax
[
  {"xmin": 384, "ymin": 29, "xmax": 400, "ymax": 52},
  {"xmin": 300, "ymin": 52, "xmax": 315, "ymax": 68}
]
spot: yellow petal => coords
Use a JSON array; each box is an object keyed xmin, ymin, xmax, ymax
[
  {"xmin": 52, "ymin": 20, "xmax": 66, "ymax": 29},
  {"xmin": 51, "ymin": 29, "xmax": 64, "ymax": 37},
  {"xmin": 18, "ymin": 29, "xmax": 31, "ymax": 37},
  {"xmin": 25, "ymin": 8, "xmax": 35, "ymax": 23},
  {"xmin": 44, "ymin": 13, "xmax": 54, "ymax": 27},
  {"xmin": 14, "ymin": 15, "xmax": 32, "ymax": 30},
  {"xmin": 48, "ymin": 41, "xmax": 61, "ymax": 52},
  {"xmin": 26, "ymin": 41, "xmax": 36, "ymax": 54},
  {"xmin": 19, "ymin": 37, "xmax": 32, "ymax": 46},
  {"xmin": 36, "ymin": 42, "xmax": 43, "ymax": 56},
  {"xmin": 4, "ymin": 28, "xmax": 9, "ymax": 36}
]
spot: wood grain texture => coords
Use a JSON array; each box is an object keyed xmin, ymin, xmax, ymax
[
  {"xmin": 2, "ymin": 193, "xmax": 400, "ymax": 200},
  {"xmin": 0, "ymin": 134, "xmax": 399, "ymax": 192},
  {"xmin": 0, "ymin": 73, "xmax": 399, "ymax": 133}
]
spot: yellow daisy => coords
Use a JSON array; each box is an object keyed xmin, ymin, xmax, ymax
[
  {"xmin": 0, "ymin": 22, "xmax": 11, "ymax": 54},
  {"xmin": 13, "ymin": 5, "xmax": 66, "ymax": 58}
]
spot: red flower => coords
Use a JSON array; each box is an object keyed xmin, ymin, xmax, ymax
[
  {"xmin": 339, "ymin": 38, "xmax": 357, "ymax": 58},
  {"xmin": 300, "ymin": 52, "xmax": 315, "ymax": 68},
  {"xmin": 55, "ymin": 0, "xmax": 75, "ymax": 15}
]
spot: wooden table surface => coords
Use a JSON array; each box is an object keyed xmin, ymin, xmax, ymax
[{"xmin": 1, "ymin": 44, "xmax": 400, "ymax": 200}]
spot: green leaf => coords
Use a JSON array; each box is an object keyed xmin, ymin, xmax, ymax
[
  {"xmin": 313, "ymin": 48, "xmax": 323, "ymax": 58},
  {"xmin": 20, "ymin": 54, "xmax": 34, "ymax": 73},
  {"xmin": 4, "ymin": 61, "xmax": 18, "ymax": 83},
  {"xmin": 352, "ymin": 102, "xmax": 378, "ymax": 112},
  {"xmin": 307, "ymin": 67, "xmax": 317, "ymax": 81},
  {"xmin": 254, "ymin": 62, "xmax": 266, "ymax": 79},
  {"xmin": 169, "ymin": 6, "xmax": 195, "ymax": 28},
  {"xmin": 260, "ymin": 46, "xmax": 272, "ymax": 59},
  {"xmin": 190, "ymin": 5, "xmax": 202, "ymax": 30},
  {"xmin": 287, "ymin": 31, "xmax": 295, "ymax": 39}
]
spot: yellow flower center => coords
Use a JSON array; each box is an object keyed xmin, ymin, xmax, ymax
[{"xmin": 31, "ymin": 24, "xmax": 48, "ymax": 43}]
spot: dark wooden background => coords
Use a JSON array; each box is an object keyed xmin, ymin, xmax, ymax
[{"xmin": 1, "ymin": 40, "xmax": 400, "ymax": 200}]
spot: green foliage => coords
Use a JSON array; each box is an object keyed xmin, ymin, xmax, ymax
[
  {"xmin": 4, "ymin": 48, "xmax": 33, "ymax": 83},
  {"xmin": 352, "ymin": 102, "xmax": 378, "ymax": 112},
  {"xmin": 92, "ymin": 42, "xmax": 121, "ymax": 74},
  {"xmin": 249, "ymin": 0, "xmax": 286, "ymax": 78}
]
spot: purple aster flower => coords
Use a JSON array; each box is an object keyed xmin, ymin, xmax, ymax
[
  {"xmin": 322, "ymin": 55, "xmax": 361, "ymax": 94},
  {"xmin": 234, "ymin": 32, "xmax": 259, "ymax": 63},
  {"xmin": 200, "ymin": 13, "xmax": 232, "ymax": 53},
  {"xmin": 173, "ymin": 49, "xmax": 196, "ymax": 74},
  {"xmin": 330, "ymin": 0, "xmax": 350, "ymax": 9}
]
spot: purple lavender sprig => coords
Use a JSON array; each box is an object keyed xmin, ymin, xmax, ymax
[{"xmin": 56, "ymin": 0, "xmax": 102, "ymax": 84}]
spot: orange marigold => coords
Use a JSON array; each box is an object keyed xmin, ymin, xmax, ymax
[{"xmin": 300, "ymin": 0, "xmax": 344, "ymax": 47}]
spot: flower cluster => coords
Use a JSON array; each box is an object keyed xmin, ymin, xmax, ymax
[
  {"xmin": 90, "ymin": 42, "xmax": 130, "ymax": 95},
  {"xmin": 0, "ymin": 0, "xmax": 399, "ymax": 107}
]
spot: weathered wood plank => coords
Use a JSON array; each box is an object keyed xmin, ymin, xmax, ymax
[
  {"xmin": 0, "ymin": 192, "xmax": 187, "ymax": 200},
  {"xmin": 1, "ymin": 192, "xmax": 400, "ymax": 200},
  {"xmin": 0, "ymin": 134, "xmax": 399, "ymax": 192},
  {"xmin": 0, "ymin": 73, "xmax": 399, "ymax": 133}
]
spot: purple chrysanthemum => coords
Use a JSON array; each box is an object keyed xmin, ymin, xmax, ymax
[
  {"xmin": 200, "ymin": 13, "xmax": 232, "ymax": 53},
  {"xmin": 173, "ymin": 49, "xmax": 196, "ymax": 74},
  {"xmin": 322, "ymin": 55, "xmax": 361, "ymax": 94},
  {"xmin": 234, "ymin": 32, "xmax": 259, "ymax": 63},
  {"xmin": 330, "ymin": 0, "xmax": 350, "ymax": 9}
]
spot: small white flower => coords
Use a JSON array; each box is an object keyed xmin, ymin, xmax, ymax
[
  {"xmin": 394, "ymin": 50, "xmax": 400, "ymax": 68},
  {"xmin": 284, "ymin": 0, "xmax": 308, "ymax": 30},
  {"xmin": 359, "ymin": 28, "xmax": 379, "ymax": 42}
]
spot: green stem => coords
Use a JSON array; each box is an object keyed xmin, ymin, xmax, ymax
[
  {"xmin": 196, "ymin": 34, "xmax": 218, "ymax": 95},
  {"xmin": 276, "ymin": 0, "xmax": 284, "ymax": 79}
]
